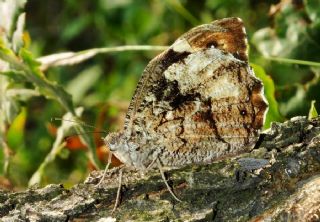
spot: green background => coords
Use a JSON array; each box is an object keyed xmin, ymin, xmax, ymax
[{"xmin": 0, "ymin": 0, "xmax": 319, "ymax": 190}]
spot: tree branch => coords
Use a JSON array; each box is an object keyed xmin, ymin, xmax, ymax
[{"xmin": 1, "ymin": 116, "xmax": 320, "ymax": 221}]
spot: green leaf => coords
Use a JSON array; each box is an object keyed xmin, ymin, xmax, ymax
[
  {"xmin": 66, "ymin": 65, "xmax": 102, "ymax": 104},
  {"xmin": 308, "ymin": 100, "xmax": 318, "ymax": 120},
  {"xmin": 7, "ymin": 107, "xmax": 26, "ymax": 150},
  {"xmin": 252, "ymin": 3, "xmax": 319, "ymax": 61},
  {"xmin": 277, "ymin": 68, "xmax": 320, "ymax": 117},
  {"xmin": 0, "ymin": 46, "xmax": 101, "ymax": 169},
  {"xmin": 19, "ymin": 48, "xmax": 44, "ymax": 77},
  {"xmin": 2, "ymin": 91, "xmax": 20, "ymax": 124},
  {"xmin": 304, "ymin": 0, "xmax": 320, "ymax": 22},
  {"xmin": 0, "ymin": 39, "xmax": 16, "ymax": 56},
  {"xmin": 61, "ymin": 15, "xmax": 90, "ymax": 43},
  {"xmin": 251, "ymin": 63, "xmax": 284, "ymax": 129},
  {"xmin": 0, "ymin": 70, "xmax": 29, "ymax": 82},
  {"xmin": 11, "ymin": 48, "xmax": 75, "ymax": 113},
  {"xmin": 251, "ymin": 2, "xmax": 320, "ymax": 118}
]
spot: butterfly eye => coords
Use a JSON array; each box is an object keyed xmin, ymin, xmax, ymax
[
  {"xmin": 105, "ymin": 133, "xmax": 120, "ymax": 151},
  {"xmin": 240, "ymin": 110, "xmax": 247, "ymax": 116},
  {"xmin": 206, "ymin": 41, "xmax": 218, "ymax": 48},
  {"xmin": 108, "ymin": 142, "xmax": 117, "ymax": 152},
  {"xmin": 110, "ymin": 136, "xmax": 117, "ymax": 145}
]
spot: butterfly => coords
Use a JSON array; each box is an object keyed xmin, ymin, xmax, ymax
[{"xmin": 102, "ymin": 17, "xmax": 268, "ymax": 206}]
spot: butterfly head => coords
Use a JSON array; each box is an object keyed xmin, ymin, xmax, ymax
[
  {"xmin": 104, "ymin": 132, "xmax": 123, "ymax": 152},
  {"xmin": 104, "ymin": 131, "xmax": 138, "ymax": 167}
]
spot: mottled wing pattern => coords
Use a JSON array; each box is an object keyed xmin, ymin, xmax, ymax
[{"xmin": 123, "ymin": 17, "xmax": 267, "ymax": 167}]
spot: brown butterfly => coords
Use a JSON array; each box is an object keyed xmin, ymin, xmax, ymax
[{"xmin": 102, "ymin": 17, "xmax": 268, "ymax": 208}]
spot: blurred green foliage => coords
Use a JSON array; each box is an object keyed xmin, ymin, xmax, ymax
[
  {"xmin": 0, "ymin": 0, "xmax": 319, "ymax": 189},
  {"xmin": 252, "ymin": 0, "xmax": 320, "ymax": 117}
]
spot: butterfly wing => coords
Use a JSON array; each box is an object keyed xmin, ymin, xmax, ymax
[{"xmin": 122, "ymin": 17, "xmax": 268, "ymax": 167}]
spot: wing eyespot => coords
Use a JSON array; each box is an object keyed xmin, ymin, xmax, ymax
[
  {"xmin": 206, "ymin": 41, "xmax": 218, "ymax": 48},
  {"xmin": 240, "ymin": 110, "xmax": 247, "ymax": 116}
]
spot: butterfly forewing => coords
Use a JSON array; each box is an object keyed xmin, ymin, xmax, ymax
[{"xmin": 108, "ymin": 17, "xmax": 268, "ymax": 168}]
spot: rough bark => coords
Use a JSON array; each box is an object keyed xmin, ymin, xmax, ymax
[{"xmin": 1, "ymin": 116, "xmax": 320, "ymax": 221}]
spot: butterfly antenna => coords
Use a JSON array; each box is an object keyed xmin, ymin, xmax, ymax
[
  {"xmin": 52, "ymin": 117, "xmax": 106, "ymax": 132},
  {"xmin": 64, "ymin": 131, "xmax": 107, "ymax": 140}
]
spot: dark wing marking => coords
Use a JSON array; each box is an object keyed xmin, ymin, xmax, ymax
[{"xmin": 124, "ymin": 17, "xmax": 254, "ymax": 136}]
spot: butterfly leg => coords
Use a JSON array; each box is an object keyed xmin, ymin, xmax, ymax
[
  {"xmin": 146, "ymin": 156, "xmax": 158, "ymax": 170},
  {"xmin": 156, "ymin": 158, "xmax": 182, "ymax": 202},
  {"xmin": 95, "ymin": 151, "xmax": 113, "ymax": 187},
  {"xmin": 112, "ymin": 167, "xmax": 123, "ymax": 213},
  {"xmin": 93, "ymin": 151, "xmax": 123, "ymax": 212}
]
